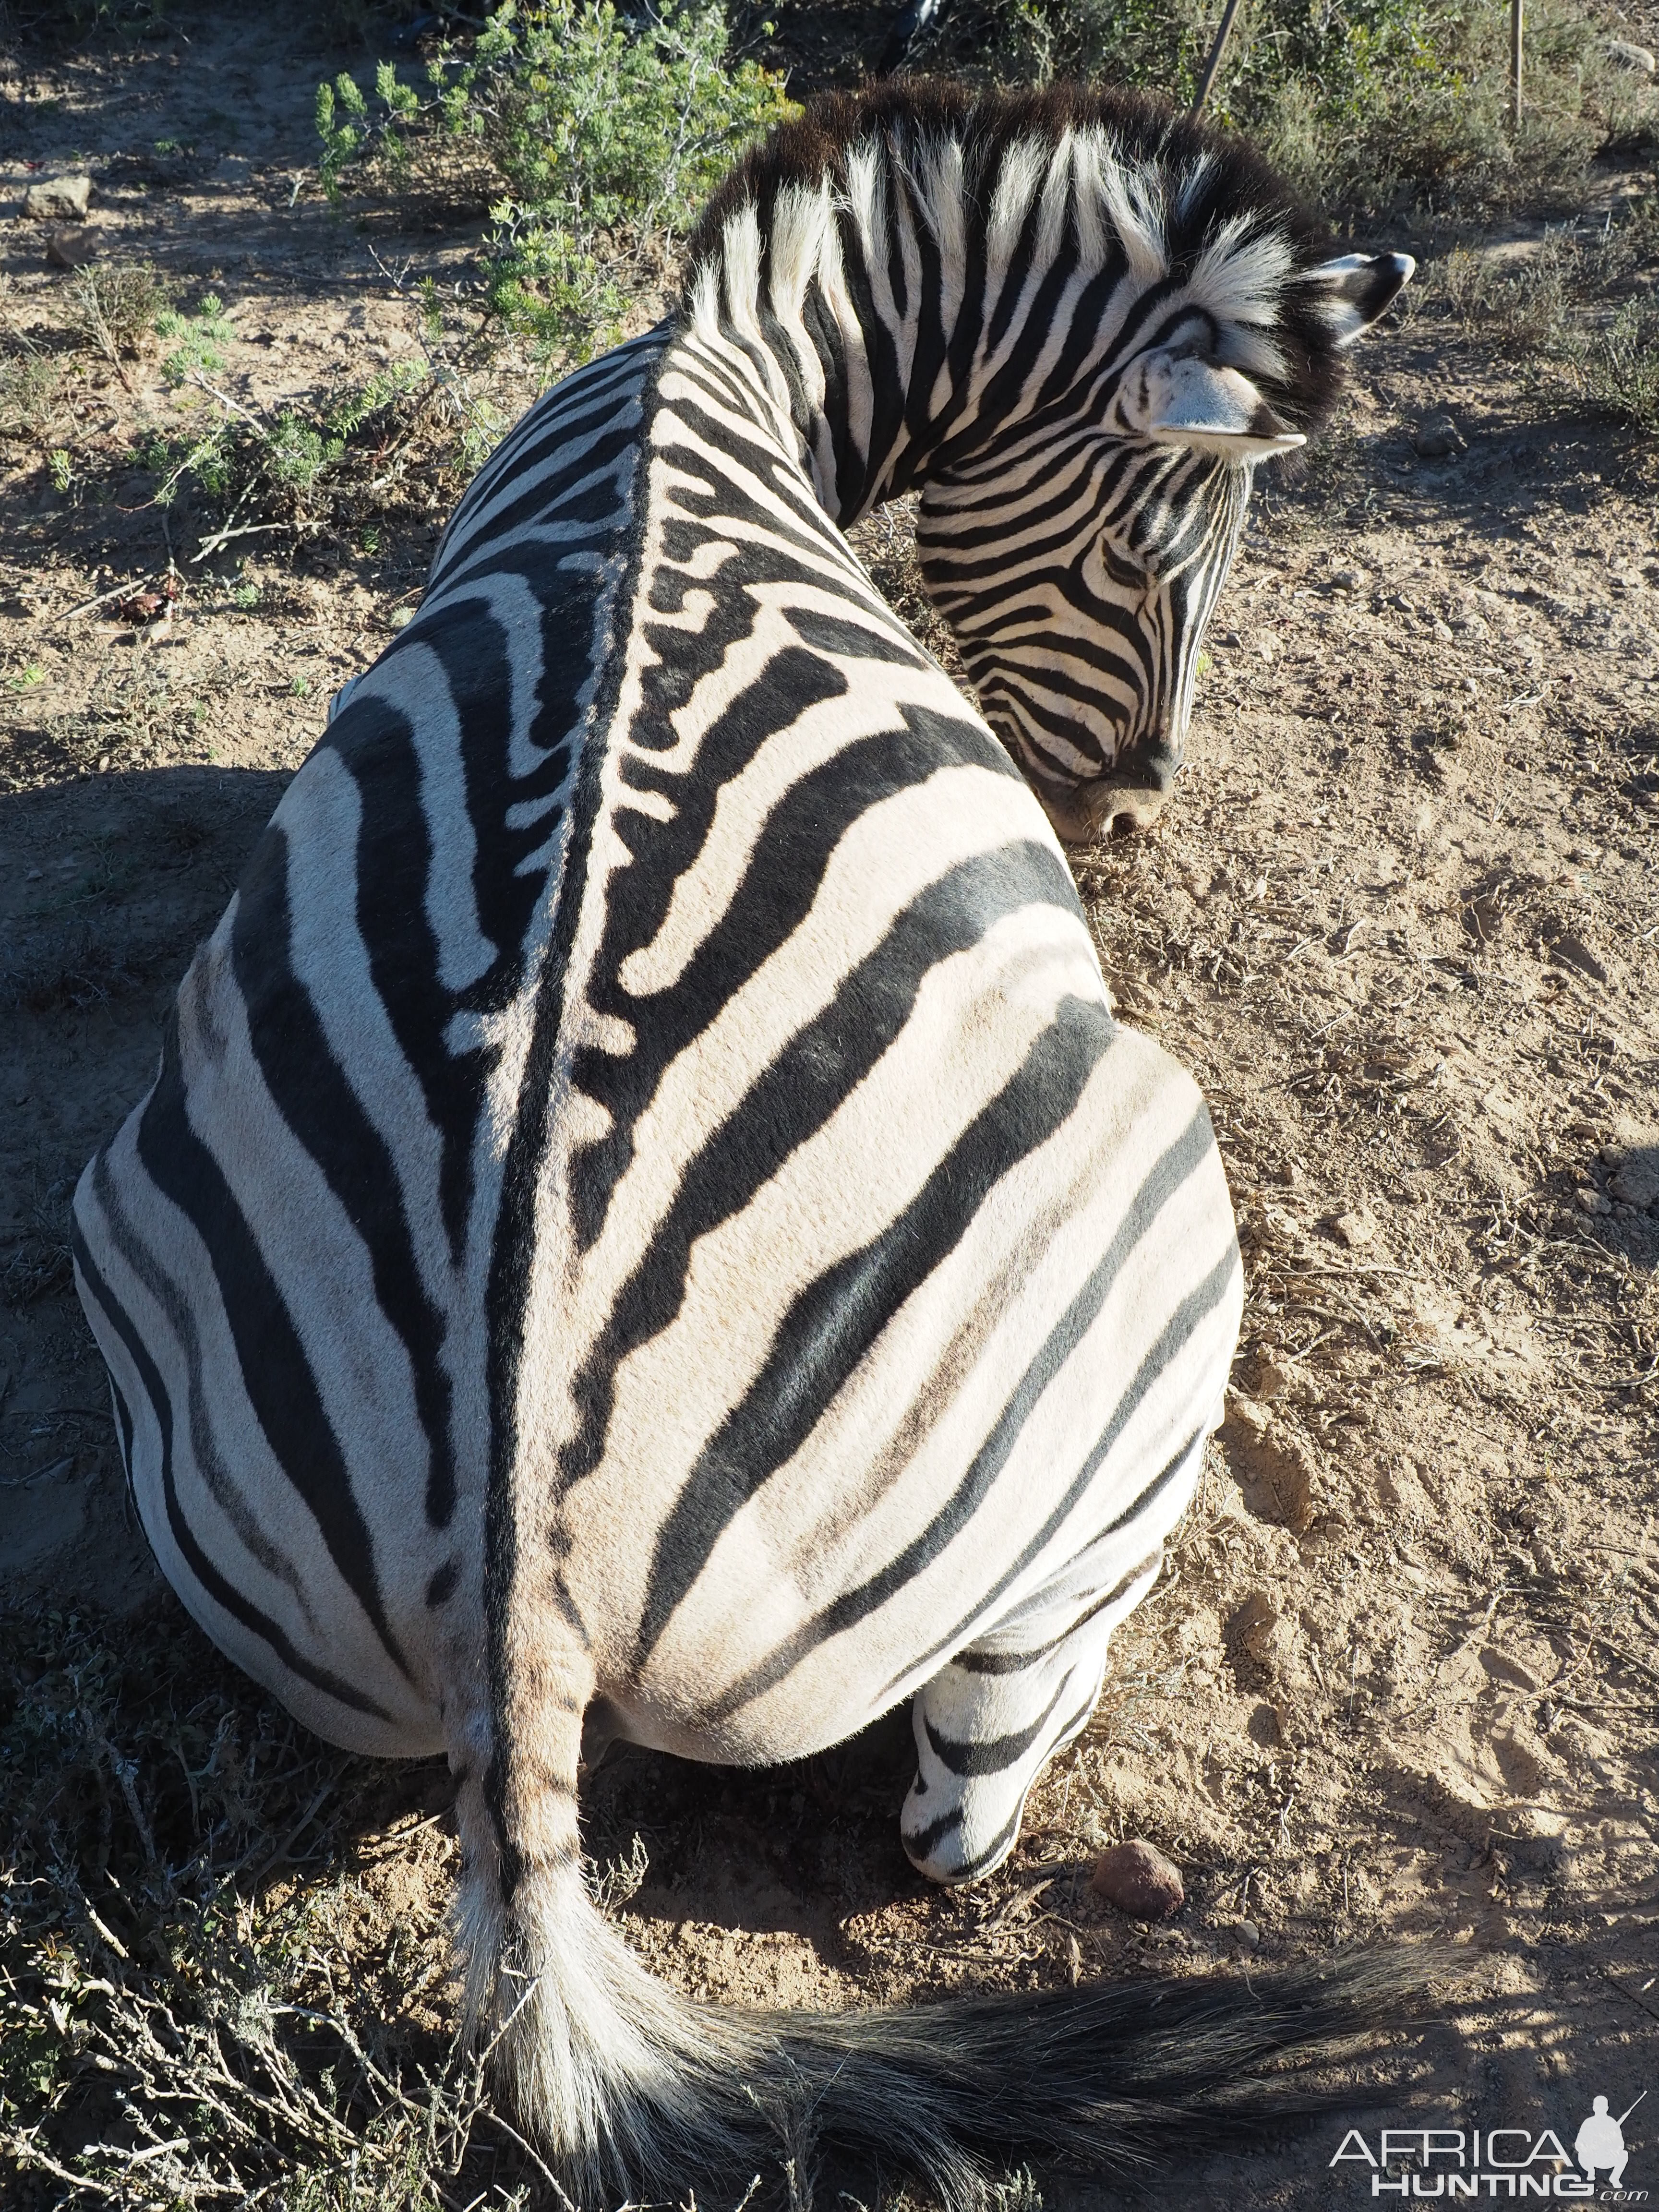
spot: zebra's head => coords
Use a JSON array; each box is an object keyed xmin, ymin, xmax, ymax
[
  {"xmin": 687, "ymin": 84, "xmax": 1414, "ymax": 844},
  {"xmin": 915, "ymin": 246, "xmax": 1411, "ymax": 844}
]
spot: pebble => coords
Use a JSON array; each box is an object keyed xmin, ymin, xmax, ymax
[
  {"xmin": 1220, "ymin": 628, "xmax": 1242, "ymax": 648},
  {"xmin": 1235, "ymin": 1918, "xmax": 1262, "ymax": 1951},
  {"xmin": 1576, "ymin": 1187, "xmax": 1613, "ymax": 1216},
  {"xmin": 1331, "ymin": 567, "xmax": 1366, "ymax": 591},
  {"xmin": 1413, "ymin": 412, "xmax": 1467, "ymax": 459},
  {"xmin": 24, "ymin": 175, "xmax": 93, "ymax": 221},
  {"xmin": 45, "ymin": 227, "xmax": 96, "ymax": 270},
  {"xmin": 1610, "ymin": 1159, "xmax": 1659, "ymax": 1212},
  {"xmin": 1089, "ymin": 1839, "xmax": 1185, "ymax": 1922},
  {"xmin": 1330, "ymin": 1209, "xmax": 1377, "ymax": 1248},
  {"xmin": 1550, "ymin": 931, "xmax": 1607, "ymax": 983}
]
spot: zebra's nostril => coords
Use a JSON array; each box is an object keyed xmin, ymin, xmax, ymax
[{"xmin": 1090, "ymin": 783, "xmax": 1171, "ymax": 841}]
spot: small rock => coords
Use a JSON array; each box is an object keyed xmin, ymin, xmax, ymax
[
  {"xmin": 1330, "ymin": 567, "xmax": 1366, "ymax": 591},
  {"xmin": 1089, "ymin": 1839, "xmax": 1185, "ymax": 1922},
  {"xmin": 1550, "ymin": 931, "xmax": 1607, "ymax": 983},
  {"xmin": 1220, "ymin": 628, "xmax": 1242, "ymax": 648},
  {"xmin": 1230, "ymin": 1590, "xmax": 1284, "ymax": 1662},
  {"xmin": 1607, "ymin": 36, "xmax": 1656, "ymax": 71},
  {"xmin": 1413, "ymin": 413, "xmax": 1467, "ymax": 460},
  {"xmin": 1255, "ymin": 1357, "xmax": 1295, "ymax": 1399},
  {"xmin": 1235, "ymin": 1918, "xmax": 1262, "ymax": 1951},
  {"xmin": 1609, "ymin": 1164, "xmax": 1659, "ymax": 1209},
  {"xmin": 1576, "ymin": 1186, "xmax": 1613, "ymax": 1216},
  {"xmin": 1329, "ymin": 1209, "xmax": 1376, "ymax": 1248},
  {"xmin": 1274, "ymin": 1162, "xmax": 1303, "ymax": 1188},
  {"xmin": 45, "ymin": 227, "xmax": 96, "ymax": 271},
  {"xmin": 1256, "ymin": 635, "xmax": 1278, "ymax": 663},
  {"xmin": 24, "ymin": 175, "xmax": 93, "ymax": 221}
]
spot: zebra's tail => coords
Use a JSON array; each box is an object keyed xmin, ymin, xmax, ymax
[{"xmin": 451, "ymin": 1699, "xmax": 1426, "ymax": 2207}]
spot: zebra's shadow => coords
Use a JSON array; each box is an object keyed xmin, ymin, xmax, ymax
[{"xmin": 1, "ymin": 762, "xmax": 295, "ymax": 1621}]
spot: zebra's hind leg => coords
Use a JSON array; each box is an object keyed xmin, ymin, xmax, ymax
[{"xmin": 899, "ymin": 1532, "xmax": 1187, "ymax": 1886}]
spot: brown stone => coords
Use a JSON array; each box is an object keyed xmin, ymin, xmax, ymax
[
  {"xmin": 1089, "ymin": 1839, "xmax": 1184, "ymax": 1922},
  {"xmin": 25, "ymin": 175, "xmax": 92, "ymax": 221},
  {"xmin": 45, "ymin": 227, "xmax": 95, "ymax": 271}
]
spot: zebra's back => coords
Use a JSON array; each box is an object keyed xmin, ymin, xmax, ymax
[{"xmin": 73, "ymin": 320, "xmax": 1238, "ymax": 1771}]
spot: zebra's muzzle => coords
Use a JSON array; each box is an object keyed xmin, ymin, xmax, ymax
[{"xmin": 1037, "ymin": 777, "xmax": 1172, "ymax": 847}]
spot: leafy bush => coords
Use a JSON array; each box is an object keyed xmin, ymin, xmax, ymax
[
  {"xmin": 136, "ymin": 354, "xmax": 469, "ymax": 563},
  {"xmin": 317, "ymin": 0, "xmax": 795, "ymax": 366}
]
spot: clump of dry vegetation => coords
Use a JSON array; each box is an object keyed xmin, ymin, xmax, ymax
[
  {"xmin": 906, "ymin": 0, "xmax": 1658, "ymax": 214},
  {"xmin": 1420, "ymin": 188, "xmax": 1659, "ymax": 429},
  {"xmin": 0, "ymin": 1606, "xmax": 535, "ymax": 2208}
]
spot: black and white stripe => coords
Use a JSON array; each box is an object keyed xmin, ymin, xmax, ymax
[
  {"xmin": 689, "ymin": 82, "xmax": 1410, "ymax": 836},
  {"xmin": 74, "ymin": 80, "xmax": 1412, "ymax": 2206}
]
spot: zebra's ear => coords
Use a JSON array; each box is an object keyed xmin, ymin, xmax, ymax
[
  {"xmin": 1122, "ymin": 350, "xmax": 1306, "ymax": 460},
  {"xmin": 1304, "ymin": 251, "xmax": 1416, "ymax": 347}
]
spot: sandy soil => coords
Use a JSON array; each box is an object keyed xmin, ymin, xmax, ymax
[{"xmin": 2, "ymin": 9, "xmax": 1657, "ymax": 2204}]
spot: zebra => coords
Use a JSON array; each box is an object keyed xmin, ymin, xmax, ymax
[{"xmin": 72, "ymin": 79, "xmax": 1413, "ymax": 2206}]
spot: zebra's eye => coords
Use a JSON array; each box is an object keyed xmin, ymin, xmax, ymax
[{"xmin": 1100, "ymin": 541, "xmax": 1151, "ymax": 592}]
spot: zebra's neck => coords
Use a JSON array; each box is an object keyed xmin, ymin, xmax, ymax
[{"xmin": 683, "ymin": 115, "xmax": 1288, "ymax": 530}]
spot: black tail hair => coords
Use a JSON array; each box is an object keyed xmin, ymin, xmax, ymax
[{"xmin": 456, "ymin": 1773, "xmax": 1429, "ymax": 2209}]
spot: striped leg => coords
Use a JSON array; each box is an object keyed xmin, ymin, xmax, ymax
[{"xmin": 901, "ymin": 1429, "xmax": 1210, "ymax": 1885}]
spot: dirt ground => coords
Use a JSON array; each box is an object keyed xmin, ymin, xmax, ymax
[{"xmin": 1, "ymin": 8, "xmax": 1657, "ymax": 2206}]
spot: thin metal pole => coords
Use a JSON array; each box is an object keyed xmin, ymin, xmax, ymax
[
  {"xmin": 1192, "ymin": 0, "xmax": 1245, "ymax": 114},
  {"xmin": 1510, "ymin": 0, "xmax": 1524, "ymax": 132}
]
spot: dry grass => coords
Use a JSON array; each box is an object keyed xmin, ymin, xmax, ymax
[{"xmin": 0, "ymin": 1606, "xmax": 546, "ymax": 2209}]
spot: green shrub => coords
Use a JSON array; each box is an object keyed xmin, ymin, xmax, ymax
[
  {"xmin": 155, "ymin": 292, "xmax": 234, "ymax": 386},
  {"xmin": 910, "ymin": 0, "xmax": 1651, "ymax": 215},
  {"xmin": 1562, "ymin": 299, "xmax": 1659, "ymax": 429},
  {"xmin": 317, "ymin": 0, "xmax": 795, "ymax": 367}
]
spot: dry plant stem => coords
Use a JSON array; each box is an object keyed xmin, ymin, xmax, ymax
[{"xmin": 1192, "ymin": 0, "xmax": 1244, "ymax": 115}]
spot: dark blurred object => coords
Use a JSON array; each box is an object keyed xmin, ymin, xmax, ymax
[{"xmin": 880, "ymin": 0, "xmax": 951, "ymax": 71}]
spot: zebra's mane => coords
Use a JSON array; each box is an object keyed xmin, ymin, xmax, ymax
[{"xmin": 686, "ymin": 79, "xmax": 1354, "ymax": 437}]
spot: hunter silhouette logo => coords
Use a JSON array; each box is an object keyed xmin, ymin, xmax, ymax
[
  {"xmin": 1330, "ymin": 2092, "xmax": 1647, "ymax": 2200},
  {"xmin": 1577, "ymin": 2097, "xmax": 1644, "ymax": 2191}
]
